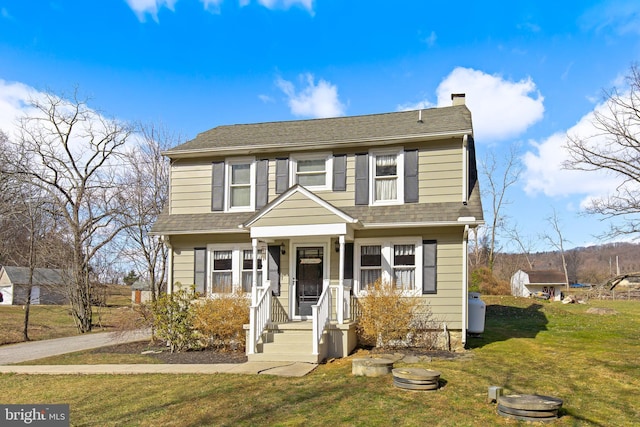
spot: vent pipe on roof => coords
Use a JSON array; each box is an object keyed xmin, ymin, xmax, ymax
[
  {"xmin": 417, "ymin": 109, "xmax": 423, "ymax": 123},
  {"xmin": 451, "ymin": 93, "xmax": 466, "ymax": 106}
]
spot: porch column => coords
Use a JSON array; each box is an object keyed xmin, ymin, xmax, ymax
[
  {"xmin": 252, "ymin": 238, "xmax": 258, "ymax": 305},
  {"xmin": 338, "ymin": 235, "xmax": 345, "ymax": 323}
]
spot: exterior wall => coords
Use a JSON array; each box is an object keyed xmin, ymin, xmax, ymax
[
  {"xmin": 0, "ymin": 285, "xmax": 12, "ymax": 305},
  {"xmin": 169, "ymin": 139, "xmax": 464, "ymax": 214}
]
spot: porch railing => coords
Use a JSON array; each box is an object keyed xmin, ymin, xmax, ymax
[
  {"xmin": 248, "ymin": 282, "xmax": 271, "ymax": 355},
  {"xmin": 311, "ymin": 280, "xmax": 331, "ymax": 356}
]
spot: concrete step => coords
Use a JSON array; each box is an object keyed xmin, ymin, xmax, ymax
[{"xmin": 247, "ymin": 351, "xmax": 321, "ymax": 364}]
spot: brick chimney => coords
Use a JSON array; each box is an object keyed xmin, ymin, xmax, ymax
[{"xmin": 451, "ymin": 93, "xmax": 466, "ymax": 106}]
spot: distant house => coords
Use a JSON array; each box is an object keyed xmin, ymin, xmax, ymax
[
  {"xmin": 0, "ymin": 266, "xmax": 67, "ymax": 305},
  {"xmin": 131, "ymin": 280, "xmax": 152, "ymax": 304},
  {"xmin": 511, "ymin": 270, "xmax": 566, "ymax": 301}
]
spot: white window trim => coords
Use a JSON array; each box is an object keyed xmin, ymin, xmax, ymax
[
  {"xmin": 354, "ymin": 237, "xmax": 422, "ymax": 297},
  {"xmin": 369, "ymin": 148, "xmax": 404, "ymax": 206},
  {"xmin": 207, "ymin": 243, "xmax": 266, "ymax": 295},
  {"xmin": 290, "ymin": 152, "xmax": 333, "ymax": 191},
  {"xmin": 225, "ymin": 157, "xmax": 255, "ymax": 212}
]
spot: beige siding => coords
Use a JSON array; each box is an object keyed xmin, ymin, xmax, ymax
[
  {"xmin": 420, "ymin": 145, "xmax": 462, "ymax": 203},
  {"xmin": 253, "ymin": 192, "xmax": 347, "ymax": 227},
  {"xmin": 170, "ymin": 161, "xmax": 212, "ymax": 214}
]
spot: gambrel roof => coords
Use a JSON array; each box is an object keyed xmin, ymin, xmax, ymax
[{"xmin": 165, "ymin": 106, "xmax": 473, "ymax": 157}]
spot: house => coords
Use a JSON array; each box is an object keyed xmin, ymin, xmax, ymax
[
  {"xmin": 0, "ymin": 266, "xmax": 67, "ymax": 305},
  {"xmin": 511, "ymin": 269, "xmax": 567, "ymax": 301},
  {"xmin": 152, "ymin": 93, "xmax": 484, "ymax": 362},
  {"xmin": 131, "ymin": 280, "xmax": 153, "ymax": 304}
]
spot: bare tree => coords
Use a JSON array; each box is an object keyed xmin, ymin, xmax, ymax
[
  {"xmin": 117, "ymin": 124, "xmax": 173, "ymax": 302},
  {"xmin": 10, "ymin": 90, "xmax": 134, "ymax": 333},
  {"xmin": 505, "ymin": 224, "xmax": 536, "ymax": 270},
  {"xmin": 481, "ymin": 144, "xmax": 523, "ymax": 271},
  {"xmin": 565, "ymin": 64, "xmax": 640, "ymax": 238},
  {"xmin": 541, "ymin": 208, "xmax": 570, "ymax": 290}
]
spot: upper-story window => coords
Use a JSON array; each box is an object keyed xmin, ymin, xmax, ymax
[
  {"xmin": 226, "ymin": 158, "xmax": 255, "ymax": 211},
  {"xmin": 370, "ymin": 149, "xmax": 404, "ymax": 205},
  {"xmin": 291, "ymin": 153, "xmax": 332, "ymax": 191}
]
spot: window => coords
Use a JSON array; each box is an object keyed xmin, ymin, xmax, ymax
[
  {"xmin": 212, "ymin": 250, "xmax": 233, "ymax": 293},
  {"xmin": 360, "ymin": 245, "xmax": 382, "ymax": 288},
  {"xmin": 226, "ymin": 158, "xmax": 255, "ymax": 211},
  {"xmin": 393, "ymin": 244, "xmax": 415, "ymax": 290},
  {"xmin": 242, "ymin": 249, "xmax": 264, "ymax": 293},
  {"xmin": 370, "ymin": 150, "xmax": 404, "ymax": 205},
  {"xmin": 291, "ymin": 154, "xmax": 332, "ymax": 190},
  {"xmin": 207, "ymin": 245, "xmax": 266, "ymax": 295},
  {"xmin": 355, "ymin": 238, "xmax": 422, "ymax": 294}
]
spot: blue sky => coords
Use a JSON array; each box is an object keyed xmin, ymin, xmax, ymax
[{"xmin": 2, "ymin": 0, "xmax": 640, "ymax": 252}]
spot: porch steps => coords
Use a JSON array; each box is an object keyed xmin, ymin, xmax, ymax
[{"xmin": 248, "ymin": 321, "xmax": 323, "ymax": 364}]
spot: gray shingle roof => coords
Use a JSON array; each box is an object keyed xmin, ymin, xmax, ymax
[
  {"xmin": 1, "ymin": 267, "xmax": 65, "ymax": 286},
  {"xmin": 524, "ymin": 270, "xmax": 566, "ymax": 284},
  {"xmin": 166, "ymin": 106, "xmax": 472, "ymax": 155}
]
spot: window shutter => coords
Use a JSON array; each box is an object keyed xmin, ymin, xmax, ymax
[
  {"xmin": 333, "ymin": 154, "xmax": 347, "ymax": 191},
  {"xmin": 275, "ymin": 158, "xmax": 289, "ymax": 194},
  {"xmin": 256, "ymin": 159, "xmax": 268, "ymax": 209},
  {"xmin": 404, "ymin": 149, "xmax": 419, "ymax": 203},
  {"xmin": 344, "ymin": 242, "xmax": 354, "ymax": 280},
  {"xmin": 355, "ymin": 153, "xmax": 369, "ymax": 205},
  {"xmin": 194, "ymin": 248, "xmax": 207, "ymax": 294},
  {"xmin": 422, "ymin": 240, "xmax": 437, "ymax": 294},
  {"xmin": 268, "ymin": 245, "xmax": 281, "ymax": 296},
  {"xmin": 211, "ymin": 161, "xmax": 225, "ymax": 211}
]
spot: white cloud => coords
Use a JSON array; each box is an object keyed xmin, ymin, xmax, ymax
[
  {"xmin": 276, "ymin": 73, "xmax": 345, "ymax": 118},
  {"xmin": 422, "ymin": 31, "xmax": 437, "ymax": 47},
  {"xmin": 124, "ymin": 0, "xmax": 177, "ymax": 22},
  {"xmin": 434, "ymin": 67, "xmax": 545, "ymax": 142},
  {"xmin": 257, "ymin": 0, "xmax": 313, "ymax": 13},
  {"xmin": 581, "ymin": 1, "xmax": 640, "ymax": 36},
  {"xmin": 522, "ymin": 100, "xmax": 627, "ymax": 203},
  {"xmin": 0, "ymin": 79, "xmax": 38, "ymax": 138}
]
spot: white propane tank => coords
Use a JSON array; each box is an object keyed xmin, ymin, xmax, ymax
[{"xmin": 468, "ymin": 292, "xmax": 486, "ymax": 334}]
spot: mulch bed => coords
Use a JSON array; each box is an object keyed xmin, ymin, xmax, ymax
[{"xmin": 92, "ymin": 341, "xmax": 248, "ymax": 364}]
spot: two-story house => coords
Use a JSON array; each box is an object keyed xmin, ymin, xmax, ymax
[{"xmin": 152, "ymin": 93, "xmax": 483, "ymax": 363}]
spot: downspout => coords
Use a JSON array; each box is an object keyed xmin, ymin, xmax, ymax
[
  {"xmin": 462, "ymin": 225, "xmax": 469, "ymax": 347},
  {"xmin": 163, "ymin": 236, "xmax": 174, "ymax": 295}
]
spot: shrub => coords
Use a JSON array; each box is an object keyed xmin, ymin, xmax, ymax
[
  {"xmin": 192, "ymin": 291, "xmax": 250, "ymax": 351},
  {"xmin": 470, "ymin": 267, "xmax": 511, "ymax": 295},
  {"xmin": 356, "ymin": 279, "xmax": 418, "ymax": 348},
  {"xmin": 151, "ymin": 286, "xmax": 197, "ymax": 353}
]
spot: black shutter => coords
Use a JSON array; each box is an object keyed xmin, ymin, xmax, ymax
[
  {"xmin": 423, "ymin": 240, "xmax": 437, "ymax": 294},
  {"xmin": 404, "ymin": 149, "xmax": 419, "ymax": 203},
  {"xmin": 344, "ymin": 242, "xmax": 354, "ymax": 280},
  {"xmin": 194, "ymin": 248, "xmax": 207, "ymax": 294},
  {"xmin": 268, "ymin": 245, "xmax": 281, "ymax": 296},
  {"xmin": 275, "ymin": 158, "xmax": 289, "ymax": 194},
  {"xmin": 256, "ymin": 159, "xmax": 269, "ymax": 209},
  {"xmin": 355, "ymin": 153, "xmax": 369, "ymax": 205},
  {"xmin": 333, "ymin": 154, "xmax": 347, "ymax": 191},
  {"xmin": 211, "ymin": 161, "xmax": 225, "ymax": 211}
]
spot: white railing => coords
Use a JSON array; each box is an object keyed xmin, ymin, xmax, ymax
[
  {"xmin": 342, "ymin": 280, "xmax": 352, "ymax": 321},
  {"xmin": 311, "ymin": 281, "xmax": 331, "ymax": 356},
  {"xmin": 248, "ymin": 282, "xmax": 271, "ymax": 355}
]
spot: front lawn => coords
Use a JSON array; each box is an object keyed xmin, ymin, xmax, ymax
[{"xmin": 1, "ymin": 296, "xmax": 638, "ymax": 426}]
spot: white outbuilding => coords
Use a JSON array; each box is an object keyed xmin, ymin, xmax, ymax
[{"xmin": 510, "ymin": 269, "xmax": 566, "ymax": 301}]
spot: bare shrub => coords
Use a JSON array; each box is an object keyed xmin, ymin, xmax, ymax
[
  {"xmin": 471, "ymin": 267, "xmax": 511, "ymax": 295},
  {"xmin": 356, "ymin": 279, "xmax": 418, "ymax": 348},
  {"xmin": 192, "ymin": 291, "xmax": 250, "ymax": 351}
]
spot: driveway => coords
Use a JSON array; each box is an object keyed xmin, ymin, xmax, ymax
[{"xmin": 0, "ymin": 329, "xmax": 150, "ymax": 365}]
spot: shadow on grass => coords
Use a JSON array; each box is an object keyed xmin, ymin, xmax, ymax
[{"xmin": 466, "ymin": 302, "xmax": 548, "ymax": 349}]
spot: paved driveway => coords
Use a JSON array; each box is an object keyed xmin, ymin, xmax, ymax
[{"xmin": 0, "ymin": 329, "xmax": 150, "ymax": 365}]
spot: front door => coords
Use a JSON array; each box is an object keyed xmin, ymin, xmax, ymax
[{"xmin": 295, "ymin": 247, "xmax": 324, "ymax": 317}]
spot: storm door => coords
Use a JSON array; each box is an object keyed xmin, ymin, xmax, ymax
[{"xmin": 295, "ymin": 247, "xmax": 324, "ymax": 317}]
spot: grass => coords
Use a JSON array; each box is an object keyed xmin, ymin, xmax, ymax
[
  {"xmin": 1, "ymin": 296, "xmax": 639, "ymax": 426},
  {"xmin": 0, "ymin": 285, "xmax": 134, "ymax": 345}
]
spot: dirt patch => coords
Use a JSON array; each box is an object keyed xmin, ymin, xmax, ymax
[
  {"xmin": 586, "ymin": 307, "xmax": 619, "ymax": 315},
  {"xmin": 92, "ymin": 341, "xmax": 248, "ymax": 364}
]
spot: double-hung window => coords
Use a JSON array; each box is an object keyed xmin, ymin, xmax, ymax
[
  {"xmin": 393, "ymin": 244, "xmax": 416, "ymax": 290},
  {"xmin": 241, "ymin": 249, "xmax": 264, "ymax": 293},
  {"xmin": 291, "ymin": 154, "xmax": 332, "ymax": 190},
  {"xmin": 211, "ymin": 250, "xmax": 233, "ymax": 293},
  {"xmin": 356, "ymin": 238, "xmax": 422, "ymax": 294},
  {"xmin": 370, "ymin": 149, "xmax": 404, "ymax": 205},
  {"xmin": 227, "ymin": 159, "xmax": 255, "ymax": 211},
  {"xmin": 360, "ymin": 245, "xmax": 382, "ymax": 288}
]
